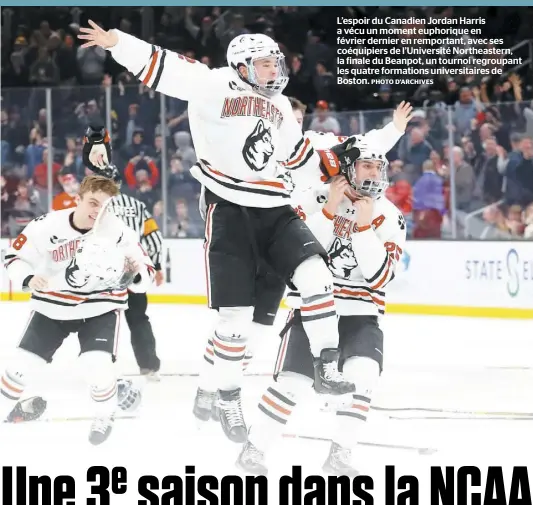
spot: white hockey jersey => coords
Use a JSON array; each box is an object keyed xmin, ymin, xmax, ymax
[
  {"xmin": 4, "ymin": 209, "xmax": 154, "ymax": 321},
  {"xmin": 286, "ymin": 122, "xmax": 406, "ymax": 316},
  {"xmin": 108, "ymin": 31, "xmax": 323, "ymax": 208},
  {"xmin": 287, "ymin": 187, "xmax": 406, "ymax": 316}
]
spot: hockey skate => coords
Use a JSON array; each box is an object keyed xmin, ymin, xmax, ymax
[
  {"xmin": 89, "ymin": 415, "xmax": 115, "ymax": 445},
  {"xmin": 193, "ymin": 387, "xmax": 217, "ymax": 422},
  {"xmin": 322, "ymin": 442, "xmax": 360, "ymax": 477},
  {"xmin": 236, "ymin": 441, "xmax": 268, "ymax": 475},
  {"xmin": 140, "ymin": 368, "xmax": 161, "ymax": 382},
  {"xmin": 6, "ymin": 396, "xmax": 47, "ymax": 423},
  {"xmin": 217, "ymin": 388, "xmax": 247, "ymax": 443},
  {"xmin": 313, "ymin": 348, "xmax": 355, "ymax": 395}
]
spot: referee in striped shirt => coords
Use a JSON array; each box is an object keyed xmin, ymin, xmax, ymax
[{"xmin": 83, "ymin": 124, "xmax": 162, "ymax": 381}]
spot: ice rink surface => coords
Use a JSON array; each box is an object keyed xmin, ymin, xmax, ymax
[{"xmin": 1, "ymin": 301, "xmax": 532, "ymax": 503}]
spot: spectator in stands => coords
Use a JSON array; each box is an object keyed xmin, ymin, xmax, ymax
[
  {"xmin": 25, "ymin": 127, "xmax": 46, "ymax": 179},
  {"xmin": 184, "ymin": 8, "xmax": 220, "ymax": 61},
  {"xmin": 124, "ymin": 156, "xmax": 160, "ymax": 191},
  {"xmin": 452, "ymin": 87, "xmax": 480, "ymax": 138},
  {"xmin": 169, "ymin": 198, "xmax": 203, "ymax": 238},
  {"xmin": 218, "ymin": 12, "xmax": 250, "ymax": 49},
  {"xmin": 386, "ymin": 160, "xmax": 412, "ymax": 216},
  {"xmin": 6, "ymin": 179, "xmax": 42, "ymax": 237},
  {"xmin": 173, "ymin": 131, "xmax": 197, "ymax": 170},
  {"xmin": 32, "ymin": 148, "xmax": 61, "ymax": 192},
  {"xmin": 347, "ymin": 115, "xmax": 361, "ymax": 136},
  {"xmin": 120, "ymin": 127, "xmax": 150, "ymax": 164},
  {"xmin": 461, "ymin": 136, "xmax": 477, "ymax": 168},
  {"xmin": 52, "ymin": 173, "xmax": 79, "ymax": 210},
  {"xmin": 168, "ymin": 155, "xmax": 198, "ymax": 197},
  {"xmin": 4, "ymin": 106, "xmax": 27, "ymax": 166},
  {"xmin": 308, "ymin": 100, "xmax": 340, "ymax": 135},
  {"xmin": 284, "ymin": 54, "xmax": 311, "ymax": 106},
  {"xmin": 313, "ymin": 61, "xmax": 335, "ymax": 104},
  {"xmin": 412, "ymin": 159, "xmax": 445, "ymax": 238},
  {"xmin": 397, "ymin": 127, "xmax": 433, "ymax": 183},
  {"xmin": 482, "ymin": 204, "xmax": 508, "ymax": 234},
  {"xmin": 7, "ymin": 36, "xmax": 30, "ymax": 87},
  {"xmin": 150, "ymin": 134, "xmax": 165, "ymax": 171},
  {"xmin": 152, "ymin": 200, "xmax": 164, "ymax": 230},
  {"xmin": 483, "ymin": 106, "xmax": 511, "ymax": 151},
  {"xmin": 76, "ymin": 42, "xmax": 106, "ymax": 87},
  {"xmin": 131, "ymin": 168, "xmax": 159, "ymax": 212},
  {"xmin": 504, "ymin": 137, "xmax": 533, "ymax": 207},
  {"xmin": 523, "ymin": 202, "xmax": 533, "ymax": 239},
  {"xmin": 167, "ymin": 109, "xmax": 189, "ymax": 135},
  {"xmin": 62, "ymin": 136, "xmax": 84, "ymax": 179},
  {"xmin": 472, "ymin": 137, "xmax": 504, "ymax": 206},
  {"xmin": 505, "ymin": 204, "xmax": 525, "ymax": 236},
  {"xmin": 452, "ymin": 146, "xmax": 476, "ymax": 211},
  {"xmin": 28, "ymin": 47, "xmax": 59, "ymax": 87}
]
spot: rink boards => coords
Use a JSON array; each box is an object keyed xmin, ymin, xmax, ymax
[{"xmin": 2, "ymin": 238, "xmax": 533, "ymax": 319}]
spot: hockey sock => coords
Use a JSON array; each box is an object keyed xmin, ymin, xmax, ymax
[
  {"xmin": 0, "ymin": 370, "xmax": 25, "ymax": 420},
  {"xmin": 80, "ymin": 351, "xmax": 118, "ymax": 417},
  {"xmin": 291, "ymin": 256, "xmax": 339, "ymax": 356},
  {"xmin": 243, "ymin": 321, "xmax": 272, "ymax": 373},
  {"xmin": 198, "ymin": 333, "xmax": 217, "ymax": 392},
  {"xmin": 333, "ymin": 357, "xmax": 379, "ymax": 448},
  {"xmin": 211, "ymin": 307, "xmax": 253, "ymax": 391},
  {"xmin": 248, "ymin": 373, "xmax": 313, "ymax": 452},
  {"xmin": 0, "ymin": 349, "xmax": 46, "ymax": 420}
]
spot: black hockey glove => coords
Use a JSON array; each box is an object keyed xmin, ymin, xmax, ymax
[
  {"xmin": 83, "ymin": 124, "xmax": 113, "ymax": 173},
  {"xmin": 317, "ymin": 137, "xmax": 363, "ymax": 182}
]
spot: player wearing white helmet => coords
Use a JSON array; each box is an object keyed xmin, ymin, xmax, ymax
[
  {"xmin": 79, "ymin": 22, "xmax": 364, "ymax": 443},
  {"xmin": 237, "ymin": 104, "xmax": 411, "ymax": 476}
]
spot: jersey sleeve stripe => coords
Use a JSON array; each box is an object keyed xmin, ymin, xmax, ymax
[
  {"xmin": 365, "ymin": 254, "xmax": 389, "ymax": 284},
  {"xmin": 151, "ymin": 50, "xmax": 167, "ymax": 90},
  {"xmin": 286, "ymin": 148, "xmax": 314, "ymax": 170},
  {"xmin": 141, "ymin": 50, "xmax": 160, "ymax": 86},
  {"xmin": 135, "ymin": 44, "xmax": 157, "ymax": 78},
  {"xmin": 284, "ymin": 138, "xmax": 312, "ymax": 168}
]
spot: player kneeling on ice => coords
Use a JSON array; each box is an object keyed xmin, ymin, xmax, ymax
[
  {"xmin": 237, "ymin": 145, "xmax": 407, "ymax": 476},
  {"xmin": 1, "ymin": 175, "xmax": 154, "ymax": 444}
]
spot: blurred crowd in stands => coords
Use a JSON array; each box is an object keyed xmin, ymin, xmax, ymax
[{"xmin": 1, "ymin": 6, "xmax": 533, "ymax": 239}]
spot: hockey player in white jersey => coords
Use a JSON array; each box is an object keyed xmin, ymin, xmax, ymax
[
  {"xmin": 79, "ymin": 22, "xmax": 364, "ymax": 443},
  {"xmin": 2, "ymin": 175, "xmax": 154, "ymax": 444},
  {"xmin": 237, "ymin": 124, "xmax": 410, "ymax": 476},
  {"xmin": 193, "ymin": 99, "xmax": 412, "ymax": 422}
]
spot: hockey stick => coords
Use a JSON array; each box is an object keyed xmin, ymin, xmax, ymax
[
  {"xmin": 373, "ymin": 406, "xmax": 533, "ymax": 418},
  {"xmin": 387, "ymin": 414, "xmax": 533, "ymax": 421},
  {"xmin": 3, "ymin": 414, "xmax": 437, "ymax": 455},
  {"xmin": 282, "ymin": 433, "xmax": 437, "ymax": 455},
  {"xmin": 122, "ymin": 374, "xmax": 533, "ymax": 419}
]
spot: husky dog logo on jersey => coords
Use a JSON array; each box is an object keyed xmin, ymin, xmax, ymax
[
  {"xmin": 65, "ymin": 255, "xmax": 91, "ymax": 289},
  {"xmin": 242, "ymin": 119, "xmax": 274, "ymax": 171},
  {"xmin": 327, "ymin": 237, "xmax": 358, "ymax": 279}
]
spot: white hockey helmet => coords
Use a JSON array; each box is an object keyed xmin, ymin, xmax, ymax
[
  {"xmin": 345, "ymin": 142, "xmax": 389, "ymax": 198},
  {"xmin": 226, "ymin": 33, "xmax": 289, "ymax": 96}
]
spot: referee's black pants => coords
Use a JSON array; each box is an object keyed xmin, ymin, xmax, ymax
[{"xmin": 125, "ymin": 292, "xmax": 160, "ymax": 371}]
